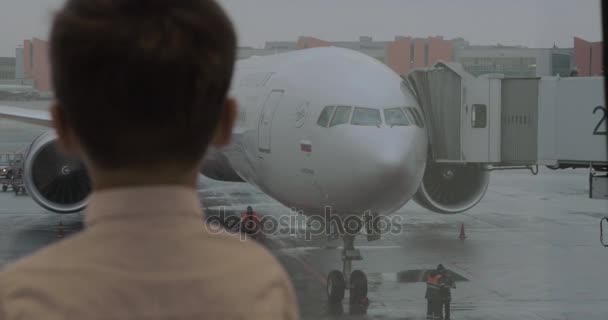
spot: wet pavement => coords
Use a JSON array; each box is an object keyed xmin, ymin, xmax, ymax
[{"xmin": 2, "ymin": 103, "xmax": 608, "ymax": 319}]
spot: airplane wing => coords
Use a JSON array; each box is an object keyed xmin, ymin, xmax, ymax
[{"xmin": 0, "ymin": 105, "xmax": 52, "ymax": 128}]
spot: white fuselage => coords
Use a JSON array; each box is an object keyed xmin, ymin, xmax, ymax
[{"xmin": 222, "ymin": 47, "xmax": 428, "ymax": 216}]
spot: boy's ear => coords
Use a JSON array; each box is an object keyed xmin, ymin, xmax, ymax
[
  {"xmin": 51, "ymin": 104, "xmax": 80, "ymax": 155},
  {"xmin": 211, "ymin": 98, "xmax": 237, "ymax": 147}
]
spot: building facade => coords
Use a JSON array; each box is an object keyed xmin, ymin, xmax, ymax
[
  {"xmin": 239, "ymin": 36, "xmax": 588, "ymax": 78},
  {"xmin": 15, "ymin": 47, "xmax": 25, "ymax": 80},
  {"xmin": 574, "ymin": 37, "xmax": 603, "ymax": 76},
  {"xmin": 23, "ymin": 38, "xmax": 52, "ymax": 92},
  {"xmin": 237, "ymin": 42, "xmax": 298, "ymax": 60},
  {"xmin": 0, "ymin": 57, "xmax": 16, "ymax": 81},
  {"xmin": 454, "ymin": 46, "xmax": 573, "ymax": 77},
  {"xmin": 241, "ymin": 35, "xmax": 454, "ymax": 77},
  {"xmin": 9, "ymin": 35, "xmax": 600, "ymax": 95}
]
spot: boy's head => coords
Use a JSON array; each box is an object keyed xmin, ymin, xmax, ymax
[{"xmin": 50, "ymin": 0, "xmax": 237, "ymax": 171}]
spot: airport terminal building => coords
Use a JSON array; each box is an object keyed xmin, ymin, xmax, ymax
[
  {"xmin": 239, "ymin": 35, "xmax": 589, "ymax": 78},
  {"xmin": 0, "ymin": 57, "xmax": 16, "ymax": 81},
  {"xmin": 0, "ymin": 35, "xmax": 603, "ymax": 97}
]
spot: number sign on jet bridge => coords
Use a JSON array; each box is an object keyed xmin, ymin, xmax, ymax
[{"xmin": 407, "ymin": 62, "xmax": 607, "ymax": 198}]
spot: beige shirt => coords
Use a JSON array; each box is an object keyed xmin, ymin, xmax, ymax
[{"xmin": 0, "ymin": 186, "xmax": 299, "ymax": 320}]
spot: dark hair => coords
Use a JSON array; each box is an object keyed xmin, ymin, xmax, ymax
[{"xmin": 50, "ymin": 0, "xmax": 237, "ymax": 169}]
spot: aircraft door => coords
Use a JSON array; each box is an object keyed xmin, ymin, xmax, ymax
[{"xmin": 258, "ymin": 90, "xmax": 284, "ymax": 153}]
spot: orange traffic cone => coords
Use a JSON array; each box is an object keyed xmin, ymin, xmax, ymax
[
  {"xmin": 57, "ymin": 221, "xmax": 65, "ymax": 239},
  {"xmin": 459, "ymin": 223, "xmax": 466, "ymax": 240}
]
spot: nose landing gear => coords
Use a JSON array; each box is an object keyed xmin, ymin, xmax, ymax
[{"xmin": 326, "ymin": 235, "xmax": 368, "ymax": 305}]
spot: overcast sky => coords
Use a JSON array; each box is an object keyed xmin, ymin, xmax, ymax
[{"xmin": 0, "ymin": 0, "xmax": 602, "ymax": 57}]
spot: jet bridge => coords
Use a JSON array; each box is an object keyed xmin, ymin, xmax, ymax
[{"xmin": 407, "ymin": 62, "xmax": 607, "ymax": 199}]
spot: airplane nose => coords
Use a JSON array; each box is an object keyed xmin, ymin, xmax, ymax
[
  {"xmin": 315, "ymin": 126, "xmax": 426, "ymax": 215},
  {"xmin": 374, "ymin": 136, "xmax": 414, "ymax": 172},
  {"xmin": 348, "ymin": 128, "xmax": 425, "ymax": 213}
]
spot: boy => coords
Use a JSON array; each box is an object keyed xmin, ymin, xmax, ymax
[{"xmin": 0, "ymin": 1, "xmax": 298, "ymax": 319}]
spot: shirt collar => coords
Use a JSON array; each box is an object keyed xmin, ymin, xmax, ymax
[{"xmin": 85, "ymin": 186, "xmax": 204, "ymax": 227}]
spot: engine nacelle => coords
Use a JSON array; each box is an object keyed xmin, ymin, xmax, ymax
[
  {"xmin": 24, "ymin": 131, "xmax": 91, "ymax": 213},
  {"xmin": 200, "ymin": 148, "xmax": 244, "ymax": 183},
  {"xmin": 413, "ymin": 163, "xmax": 489, "ymax": 214}
]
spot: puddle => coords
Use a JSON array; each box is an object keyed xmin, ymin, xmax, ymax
[{"xmin": 397, "ymin": 269, "xmax": 469, "ymax": 283}]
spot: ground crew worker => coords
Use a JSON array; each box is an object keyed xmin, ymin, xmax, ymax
[
  {"xmin": 437, "ymin": 264, "xmax": 456, "ymax": 320},
  {"xmin": 425, "ymin": 268, "xmax": 443, "ymax": 320},
  {"xmin": 240, "ymin": 206, "xmax": 262, "ymax": 236}
]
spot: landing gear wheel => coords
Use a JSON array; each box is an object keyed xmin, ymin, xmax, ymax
[
  {"xmin": 2, "ymin": 185, "xmax": 7, "ymax": 192},
  {"xmin": 327, "ymin": 270, "xmax": 346, "ymax": 304},
  {"xmin": 349, "ymin": 270, "xmax": 368, "ymax": 304}
]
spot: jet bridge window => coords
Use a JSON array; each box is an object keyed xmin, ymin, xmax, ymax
[
  {"xmin": 384, "ymin": 108, "xmax": 410, "ymax": 127},
  {"xmin": 330, "ymin": 106, "xmax": 352, "ymax": 127},
  {"xmin": 351, "ymin": 107, "xmax": 382, "ymax": 126},
  {"xmin": 317, "ymin": 106, "xmax": 335, "ymax": 128},
  {"xmin": 472, "ymin": 104, "xmax": 487, "ymax": 128}
]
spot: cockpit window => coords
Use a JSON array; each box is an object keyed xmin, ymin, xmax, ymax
[
  {"xmin": 403, "ymin": 107, "xmax": 416, "ymax": 126},
  {"xmin": 351, "ymin": 107, "xmax": 382, "ymax": 126},
  {"xmin": 404, "ymin": 107, "xmax": 425, "ymax": 128},
  {"xmin": 317, "ymin": 106, "xmax": 335, "ymax": 127},
  {"xmin": 412, "ymin": 108, "xmax": 426, "ymax": 128},
  {"xmin": 330, "ymin": 106, "xmax": 352, "ymax": 127},
  {"xmin": 384, "ymin": 108, "xmax": 410, "ymax": 127}
]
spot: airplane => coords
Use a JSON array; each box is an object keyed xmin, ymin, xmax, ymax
[{"xmin": 0, "ymin": 47, "xmax": 490, "ymax": 304}]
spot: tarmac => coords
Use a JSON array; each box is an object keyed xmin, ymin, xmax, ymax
[{"xmin": 1, "ymin": 101, "xmax": 608, "ymax": 319}]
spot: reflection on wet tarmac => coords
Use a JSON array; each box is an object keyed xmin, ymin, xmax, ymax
[{"xmin": 397, "ymin": 269, "xmax": 469, "ymax": 283}]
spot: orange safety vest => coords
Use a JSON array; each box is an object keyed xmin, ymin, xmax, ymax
[
  {"xmin": 426, "ymin": 274, "xmax": 443, "ymax": 289},
  {"xmin": 425, "ymin": 273, "xmax": 443, "ymax": 300},
  {"xmin": 241, "ymin": 212, "xmax": 261, "ymax": 225}
]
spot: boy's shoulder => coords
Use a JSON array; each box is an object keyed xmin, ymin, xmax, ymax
[
  {"xmin": 199, "ymin": 225, "xmax": 283, "ymax": 269},
  {"xmin": 0, "ymin": 232, "xmax": 95, "ymax": 306},
  {"xmin": 0, "ymin": 231, "xmax": 88, "ymax": 276}
]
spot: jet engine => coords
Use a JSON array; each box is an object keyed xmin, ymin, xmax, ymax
[
  {"xmin": 413, "ymin": 162, "xmax": 489, "ymax": 214},
  {"xmin": 23, "ymin": 131, "xmax": 91, "ymax": 213},
  {"xmin": 200, "ymin": 148, "xmax": 244, "ymax": 182}
]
